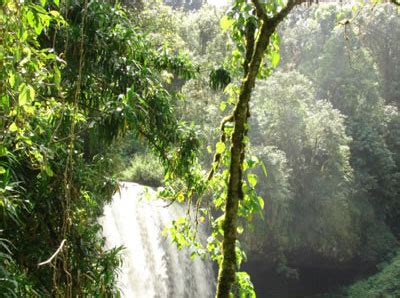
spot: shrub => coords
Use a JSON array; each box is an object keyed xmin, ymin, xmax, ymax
[
  {"xmin": 120, "ymin": 153, "xmax": 164, "ymax": 187},
  {"xmin": 346, "ymin": 251, "xmax": 400, "ymax": 297}
]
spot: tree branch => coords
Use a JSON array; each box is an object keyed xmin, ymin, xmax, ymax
[
  {"xmin": 269, "ymin": 0, "xmax": 303, "ymax": 26},
  {"xmin": 252, "ymin": 0, "xmax": 304, "ymax": 25},
  {"xmin": 251, "ymin": 0, "xmax": 267, "ymax": 21},
  {"xmin": 38, "ymin": 239, "xmax": 66, "ymax": 267},
  {"xmin": 244, "ymin": 13, "xmax": 257, "ymax": 74}
]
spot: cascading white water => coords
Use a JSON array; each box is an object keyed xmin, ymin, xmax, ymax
[{"xmin": 100, "ymin": 182, "xmax": 215, "ymax": 297}]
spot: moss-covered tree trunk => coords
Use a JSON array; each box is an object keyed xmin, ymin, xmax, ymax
[{"xmin": 215, "ymin": 1, "xmax": 301, "ymax": 297}]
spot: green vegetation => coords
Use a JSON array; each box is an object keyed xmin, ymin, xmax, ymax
[
  {"xmin": 120, "ymin": 153, "xmax": 164, "ymax": 187},
  {"xmin": 347, "ymin": 252, "xmax": 400, "ymax": 297},
  {"xmin": 1, "ymin": 0, "xmax": 400, "ymax": 297},
  {"xmin": 153, "ymin": 1, "xmax": 400, "ymax": 296},
  {"xmin": 1, "ymin": 0, "xmax": 197, "ymax": 296}
]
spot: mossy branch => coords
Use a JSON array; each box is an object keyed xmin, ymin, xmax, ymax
[{"xmin": 215, "ymin": 1, "xmax": 302, "ymax": 297}]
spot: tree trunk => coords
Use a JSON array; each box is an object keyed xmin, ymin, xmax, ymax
[{"xmin": 215, "ymin": 1, "xmax": 300, "ymax": 297}]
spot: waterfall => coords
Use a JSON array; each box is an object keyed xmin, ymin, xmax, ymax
[{"xmin": 100, "ymin": 182, "xmax": 215, "ymax": 297}]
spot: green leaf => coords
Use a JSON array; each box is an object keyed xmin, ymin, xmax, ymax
[
  {"xmin": 220, "ymin": 15, "xmax": 234, "ymax": 31},
  {"xmin": 177, "ymin": 191, "xmax": 185, "ymax": 202},
  {"xmin": 34, "ymin": 21, "xmax": 44, "ymax": 35},
  {"xmin": 261, "ymin": 161, "xmax": 268, "ymax": 178},
  {"xmin": 26, "ymin": 10, "xmax": 35, "ymax": 28},
  {"xmin": 258, "ymin": 196, "xmax": 264, "ymax": 210},
  {"xmin": 53, "ymin": 65, "xmax": 61, "ymax": 85},
  {"xmin": 18, "ymin": 84, "xmax": 35, "ymax": 105},
  {"xmin": 247, "ymin": 156, "xmax": 258, "ymax": 168},
  {"xmin": 8, "ymin": 72, "xmax": 15, "ymax": 88},
  {"xmin": 0, "ymin": 167, "xmax": 5, "ymax": 174},
  {"xmin": 20, "ymin": 30, "xmax": 28, "ymax": 42},
  {"xmin": 9, "ymin": 123, "xmax": 18, "ymax": 132},
  {"xmin": 216, "ymin": 141, "xmax": 226, "ymax": 154},
  {"xmin": 18, "ymin": 83, "xmax": 28, "ymax": 105},
  {"xmin": 0, "ymin": 146, "xmax": 8, "ymax": 157},
  {"xmin": 219, "ymin": 101, "xmax": 227, "ymax": 112},
  {"xmin": 1, "ymin": 95, "xmax": 9, "ymax": 108},
  {"xmin": 23, "ymin": 105, "xmax": 35, "ymax": 114},
  {"xmin": 270, "ymin": 51, "xmax": 280, "ymax": 68},
  {"xmin": 247, "ymin": 173, "xmax": 257, "ymax": 187},
  {"xmin": 44, "ymin": 165, "xmax": 54, "ymax": 177},
  {"xmin": 28, "ymin": 85, "xmax": 35, "ymax": 101},
  {"xmin": 49, "ymin": 10, "xmax": 60, "ymax": 18}
]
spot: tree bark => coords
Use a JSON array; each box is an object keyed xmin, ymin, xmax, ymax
[{"xmin": 215, "ymin": 1, "xmax": 301, "ymax": 297}]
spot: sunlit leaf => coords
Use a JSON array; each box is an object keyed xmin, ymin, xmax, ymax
[
  {"xmin": 216, "ymin": 141, "xmax": 226, "ymax": 154},
  {"xmin": 0, "ymin": 146, "xmax": 8, "ymax": 157},
  {"xmin": 18, "ymin": 83, "xmax": 28, "ymax": 105},
  {"xmin": 177, "ymin": 191, "xmax": 185, "ymax": 202},
  {"xmin": 220, "ymin": 15, "xmax": 234, "ymax": 31},
  {"xmin": 9, "ymin": 123, "xmax": 18, "ymax": 132},
  {"xmin": 219, "ymin": 101, "xmax": 227, "ymax": 112},
  {"xmin": 258, "ymin": 196, "xmax": 264, "ymax": 210},
  {"xmin": 247, "ymin": 173, "xmax": 257, "ymax": 187},
  {"xmin": 8, "ymin": 72, "xmax": 15, "ymax": 88},
  {"xmin": 270, "ymin": 51, "xmax": 280, "ymax": 68}
]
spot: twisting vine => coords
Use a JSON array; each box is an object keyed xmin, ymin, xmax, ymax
[{"xmin": 59, "ymin": 0, "xmax": 88, "ymax": 296}]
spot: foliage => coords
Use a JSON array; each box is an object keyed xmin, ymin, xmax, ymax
[
  {"xmin": 176, "ymin": 1, "xmax": 302, "ymax": 296},
  {"xmin": 347, "ymin": 251, "xmax": 400, "ymax": 297},
  {"xmin": 209, "ymin": 67, "xmax": 232, "ymax": 91},
  {"xmin": 244, "ymin": 71, "xmax": 357, "ymax": 267},
  {"xmin": 162, "ymin": 2, "xmax": 400, "ymax": 296},
  {"xmin": 120, "ymin": 153, "xmax": 164, "ymax": 187},
  {"xmin": 357, "ymin": 4, "xmax": 400, "ymax": 107},
  {"xmin": 1, "ymin": 0, "xmax": 200, "ymax": 296},
  {"xmin": 2, "ymin": 0, "xmax": 400, "ymax": 296},
  {"xmin": 247, "ymin": 3, "xmax": 399, "ymax": 295}
]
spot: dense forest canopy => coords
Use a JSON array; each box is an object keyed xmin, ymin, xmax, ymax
[{"xmin": 1, "ymin": 0, "xmax": 399, "ymax": 297}]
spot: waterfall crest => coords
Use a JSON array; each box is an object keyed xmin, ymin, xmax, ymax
[{"xmin": 100, "ymin": 182, "xmax": 215, "ymax": 297}]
